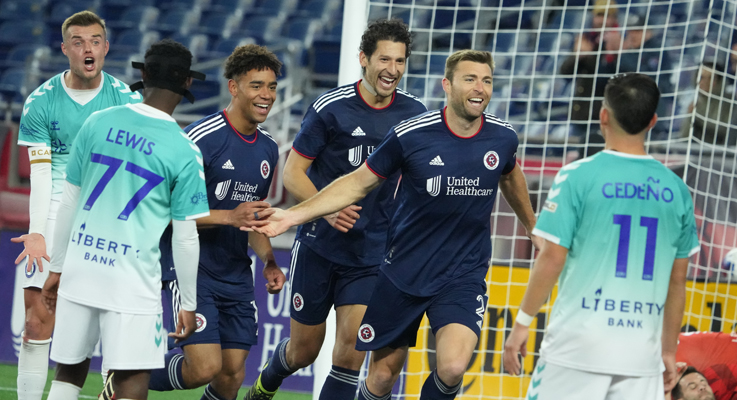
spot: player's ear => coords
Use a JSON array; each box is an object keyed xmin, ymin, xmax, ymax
[
  {"xmin": 442, "ymin": 77, "xmax": 451, "ymax": 95},
  {"xmin": 646, "ymin": 113, "xmax": 658, "ymax": 132},
  {"xmin": 184, "ymin": 76, "xmax": 193, "ymax": 90},
  {"xmin": 359, "ymin": 51, "xmax": 368, "ymax": 68},
  {"xmin": 228, "ymin": 79, "xmax": 238, "ymax": 97}
]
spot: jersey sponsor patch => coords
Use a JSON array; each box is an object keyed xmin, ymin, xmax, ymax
[
  {"xmin": 484, "ymin": 151, "xmax": 500, "ymax": 170},
  {"xmin": 215, "ymin": 180, "xmax": 231, "ymax": 201},
  {"xmin": 426, "ymin": 175, "xmax": 442, "ymax": 197},
  {"xmin": 260, "ymin": 160, "xmax": 270, "ymax": 179},
  {"xmin": 293, "ymin": 293, "xmax": 304, "ymax": 311},
  {"xmin": 348, "ymin": 145, "xmax": 363, "ymax": 167},
  {"xmin": 222, "ymin": 159, "xmax": 235, "ymax": 170},
  {"xmin": 195, "ymin": 313, "xmax": 207, "ymax": 333},
  {"xmin": 358, "ymin": 323, "xmax": 375, "ymax": 343},
  {"xmin": 28, "ymin": 146, "xmax": 52, "ymax": 163},
  {"xmin": 543, "ymin": 199, "xmax": 558, "ymax": 212}
]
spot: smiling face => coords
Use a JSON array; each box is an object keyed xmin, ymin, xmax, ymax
[
  {"xmin": 61, "ymin": 23, "xmax": 108, "ymax": 89},
  {"xmin": 360, "ymin": 40, "xmax": 407, "ymax": 100},
  {"xmin": 229, "ymin": 67, "xmax": 278, "ymax": 128},
  {"xmin": 443, "ymin": 60, "xmax": 493, "ymax": 122}
]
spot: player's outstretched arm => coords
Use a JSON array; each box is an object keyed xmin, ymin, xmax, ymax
[
  {"xmin": 662, "ymin": 258, "xmax": 689, "ymax": 392},
  {"xmin": 196, "ymin": 201, "xmax": 274, "ymax": 229},
  {"xmin": 251, "ymin": 164, "xmax": 382, "ymax": 237},
  {"xmin": 503, "ymin": 240, "xmax": 567, "ymax": 375},
  {"xmin": 283, "ymin": 147, "xmax": 362, "ymax": 233},
  {"xmin": 499, "ymin": 166, "xmax": 539, "ymax": 247},
  {"xmin": 248, "ymin": 231, "xmax": 286, "ymax": 294}
]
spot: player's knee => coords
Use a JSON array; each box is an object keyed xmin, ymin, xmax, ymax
[
  {"xmin": 289, "ymin": 347, "xmax": 319, "ymax": 369},
  {"xmin": 186, "ymin": 358, "xmax": 221, "ymax": 386},
  {"xmin": 436, "ymin": 362, "xmax": 466, "ymax": 387},
  {"xmin": 368, "ymin": 365, "xmax": 400, "ymax": 391},
  {"xmin": 23, "ymin": 316, "xmax": 52, "ymax": 340}
]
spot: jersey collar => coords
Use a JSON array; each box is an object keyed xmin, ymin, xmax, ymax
[
  {"xmin": 222, "ymin": 109, "xmax": 258, "ymax": 144},
  {"xmin": 356, "ymin": 80, "xmax": 396, "ymax": 110},
  {"xmin": 442, "ymin": 106, "xmax": 483, "ymax": 139}
]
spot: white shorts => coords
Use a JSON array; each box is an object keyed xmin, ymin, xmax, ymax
[
  {"xmin": 22, "ymin": 200, "xmax": 59, "ymax": 289},
  {"xmin": 525, "ymin": 359, "xmax": 664, "ymax": 400},
  {"xmin": 50, "ymin": 296, "xmax": 165, "ymax": 370}
]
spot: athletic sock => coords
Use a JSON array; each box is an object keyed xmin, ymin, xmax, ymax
[
  {"xmin": 319, "ymin": 365, "xmax": 360, "ymax": 400},
  {"xmin": 357, "ymin": 380, "xmax": 391, "ymax": 400},
  {"xmin": 420, "ymin": 370, "xmax": 461, "ymax": 399},
  {"xmin": 17, "ymin": 336, "xmax": 51, "ymax": 400},
  {"xmin": 149, "ymin": 353, "xmax": 186, "ymax": 391},
  {"xmin": 200, "ymin": 383, "xmax": 233, "ymax": 400},
  {"xmin": 259, "ymin": 338, "xmax": 297, "ymax": 392},
  {"xmin": 47, "ymin": 380, "xmax": 81, "ymax": 400}
]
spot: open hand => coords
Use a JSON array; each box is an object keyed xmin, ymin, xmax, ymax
[{"xmin": 12, "ymin": 233, "xmax": 49, "ymax": 273}]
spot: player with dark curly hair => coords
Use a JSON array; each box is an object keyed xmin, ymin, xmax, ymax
[
  {"xmin": 132, "ymin": 43, "xmax": 286, "ymax": 400},
  {"xmin": 245, "ymin": 18, "xmax": 426, "ymax": 400},
  {"xmin": 41, "ymin": 38, "xmax": 208, "ymax": 400}
]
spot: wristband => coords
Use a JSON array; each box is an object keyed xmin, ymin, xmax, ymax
[{"xmin": 515, "ymin": 310, "xmax": 535, "ymax": 326}]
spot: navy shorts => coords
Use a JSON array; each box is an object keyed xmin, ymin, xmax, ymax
[
  {"xmin": 164, "ymin": 278, "xmax": 257, "ymax": 351},
  {"xmin": 289, "ymin": 240, "xmax": 379, "ymax": 325},
  {"xmin": 355, "ymin": 270, "xmax": 488, "ymax": 351}
]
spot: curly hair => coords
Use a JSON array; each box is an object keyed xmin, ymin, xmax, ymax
[
  {"xmin": 143, "ymin": 39, "xmax": 193, "ymax": 88},
  {"xmin": 224, "ymin": 44, "xmax": 282, "ymax": 80},
  {"xmin": 360, "ymin": 18, "xmax": 413, "ymax": 59}
]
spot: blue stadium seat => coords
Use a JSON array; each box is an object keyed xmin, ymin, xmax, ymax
[
  {"xmin": 493, "ymin": 31, "xmax": 518, "ymax": 54},
  {"xmin": 0, "ymin": 1, "xmax": 45, "ymax": 22},
  {"xmin": 112, "ymin": 29, "xmax": 160, "ymax": 56},
  {"xmin": 198, "ymin": 12, "xmax": 242, "ymax": 42},
  {"xmin": 201, "ymin": 36, "xmax": 256, "ymax": 61},
  {"xmin": 169, "ymin": 33, "xmax": 208, "ymax": 62},
  {"xmin": 209, "ymin": 0, "xmax": 256, "ymax": 13},
  {"xmin": 0, "ymin": 21, "xmax": 50, "ymax": 60},
  {"xmin": 107, "ymin": 6, "xmax": 160, "ymax": 32},
  {"xmin": 310, "ymin": 38, "xmax": 340, "ymax": 88},
  {"xmin": 548, "ymin": 9, "xmax": 585, "ymax": 30},
  {"xmin": 296, "ymin": 0, "xmax": 340, "ymax": 22},
  {"xmin": 0, "ymin": 44, "xmax": 51, "ymax": 70},
  {"xmin": 239, "ymin": 16, "xmax": 281, "ymax": 44},
  {"xmin": 282, "ymin": 17, "xmax": 320, "ymax": 49},
  {"xmin": 47, "ymin": 1, "xmax": 101, "ymax": 28},
  {"xmin": 157, "ymin": 9, "xmax": 200, "ymax": 37},
  {"xmin": 250, "ymin": 0, "xmax": 298, "ymax": 18},
  {"xmin": 0, "ymin": 68, "xmax": 31, "ymax": 104}
]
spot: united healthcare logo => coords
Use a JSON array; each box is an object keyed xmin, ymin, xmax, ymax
[
  {"xmin": 215, "ymin": 179, "xmax": 231, "ymax": 201},
  {"xmin": 426, "ymin": 175, "xmax": 442, "ymax": 197},
  {"xmin": 348, "ymin": 145, "xmax": 363, "ymax": 167}
]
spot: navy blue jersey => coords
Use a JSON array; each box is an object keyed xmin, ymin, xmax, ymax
[
  {"xmin": 293, "ymin": 80, "xmax": 426, "ymax": 267},
  {"xmin": 366, "ymin": 108, "xmax": 518, "ymax": 297},
  {"xmin": 160, "ymin": 111, "xmax": 278, "ymax": 295}
]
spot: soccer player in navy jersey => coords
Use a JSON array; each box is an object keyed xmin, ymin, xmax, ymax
[
  {"xmin": 251, "ymin": 49, "xmax": 541, "ymax": 400},
  {"xmin": 245, "ymin": 19, "xmax": 426, "ymax": 400},
  {"xmin": 137, "ymin": 45, "xmax": 286, "ymax": 400}
]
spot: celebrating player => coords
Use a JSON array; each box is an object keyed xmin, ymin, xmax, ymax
[
  {"xmin": 502, "ymin": 73, "xmax": 700, "ymax": 399},
  {"xmin": 137, "ymin": 44, "xmax": 286, "ymax": 400},
  {"xmin": 11, "ymin": 11, "xmax": 141, "ymax": 400},
  {"xmin": 251, "ymin": 49, "xmax": 539, "ymax": 400},
  {"xmin": 245, "ymin": 19, "xmax": 426, "ymax": 400},
  {"xmin": 40, "ymin": 39, "xmax": 208, "ymax": 400}
]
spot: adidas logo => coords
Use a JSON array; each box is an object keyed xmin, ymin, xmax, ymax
[
  {"xmin": 222, "ymin": 160, "xmax": 235, "ymax": 170},
  {"xmin": 429, "ymin": 156, "xmax": 444, "ymax": 166},
  {"xmin": 352, "ymin": 126, "xmax": 366, "ymax": 136}
]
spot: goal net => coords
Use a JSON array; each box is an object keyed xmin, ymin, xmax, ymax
[{"xmin": 362, "ymin": 0, "xmax": 737, "ymax": 398}]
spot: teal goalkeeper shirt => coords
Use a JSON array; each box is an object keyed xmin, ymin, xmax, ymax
[{"xmin": 532, "ymin": 150, "xmax": 700, "ymax": 376}]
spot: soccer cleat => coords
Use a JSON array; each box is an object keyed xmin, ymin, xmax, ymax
[
  {"xmin": 98, "ymin": 370, "xmax": 114, "ymax": 400},
  {"xmin": 243, "ymin": 372, "xmax": 277, "ymax": 400}
]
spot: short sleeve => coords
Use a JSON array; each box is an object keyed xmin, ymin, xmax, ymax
[
  {"xmin": 675, "ymin": 184, "xmax": 700, "ymax": 258},
  {"xmin": 65, "ymin": 117, "xmax": 92, "ymax": 186},
  {"xmin": 532, "ymin": 168, "xmax": 580, "ymax": 248},
  {"xmin": 17, "ymin": 89, "xmax": 50, "ymax": 147},
  {"xmin": 291, "ymin": 106, "xmax": 329, "ymax": 159},
  {"xmin": 365, "ymin": 129, "xmax": 403, "ymax": 179},
  {"xmin": 170, "ymin": 140, "xmax": 210, "ymax": 221},
  {"xmin": 501, "ymin": 130, "xmax": 519, "ymax": 175}
]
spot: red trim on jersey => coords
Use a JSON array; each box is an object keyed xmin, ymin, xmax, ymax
[
  {"xmin": 443, "ymin": 107, "xmax": 483, "ymax": 139},
  {"xmin": 365, "ymin": 162, "xmax": 387, "ymax": 179},
  {"xmin": 222, "ymin": 109, "xmax": 258, "ymax": 143},
  {"xmin": 290, "ymin": 146, "xmax": 316, "ymax": 160},
  {"xmin": 356, "ymin": 80, "xmax": 396, "ymax": 110}
]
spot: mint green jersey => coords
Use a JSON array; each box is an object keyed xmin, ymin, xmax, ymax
[
  {"xmin": 532, "ymin": 150, "xmax": 699, "ymax": 376},
  {"xmin": 17, "ymin": 71, "xmax": 142, "ymax": 200},
  {"xmin": 58, "ymin": 103, "xmax": 209, "ymax": 314}
]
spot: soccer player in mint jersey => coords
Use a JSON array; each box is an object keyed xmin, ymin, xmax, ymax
[
  {"xmin": 251, "ymin": 49, "xmax": 540, "ymax": 400},
  {"xmin": 36, "ymin": 39, "xmax": 209, "ymax": 400},
  {"xmin": 503, "ymin": 73, "xmax": 701, "ymax": 400},
  {"xmin": 10, "ymin": 10, "xmax": 141, "ymax": 400},
  {"xmin": 246, "ymin": 19, "xmax": 426, "ymax": 400},
  {"xmin": 143, "ymin": 44, "xmax": 286, "ymax": 400}
]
